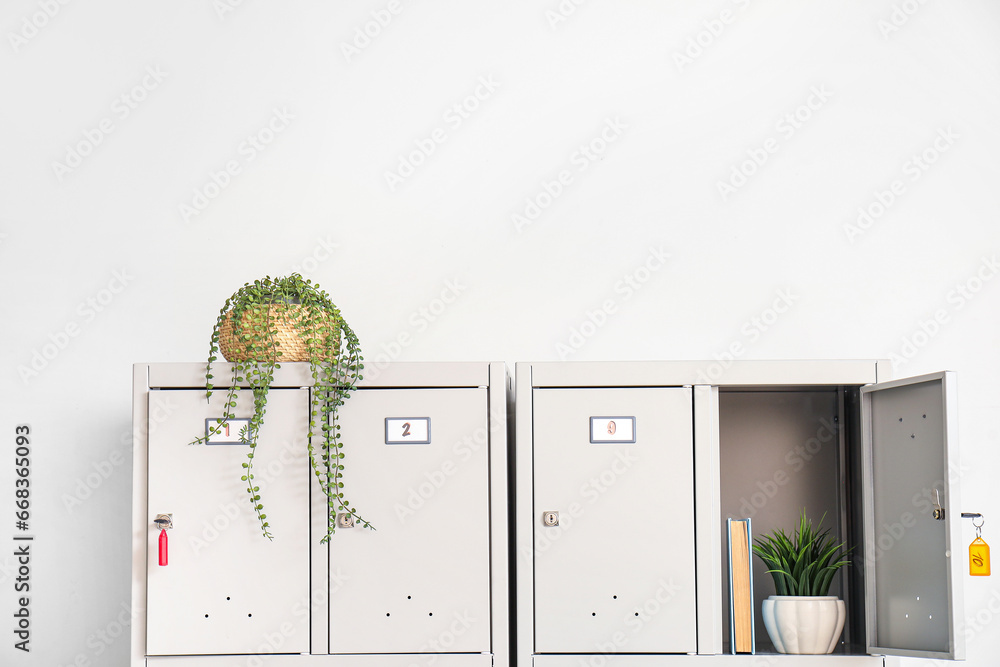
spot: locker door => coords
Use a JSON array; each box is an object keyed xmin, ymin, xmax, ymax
[
  {"xmin": 862, "ymin": 371, "xmax": 964, "ymax": 660},
  {"xmin": 146, "ymin": 389, "xmax": 310, "ymax": 655},
  {"xmin": 329, "ymin": 388, "xmax": 491, "ymax": 654},
  {"xmin": 532, "ymin": 387, "xmax": 697, "ymax": 653}
]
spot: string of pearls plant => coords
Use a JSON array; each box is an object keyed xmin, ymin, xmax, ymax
[{"xmin": 190, "ymin": 274, "xmax": 372, "ymax": 542}]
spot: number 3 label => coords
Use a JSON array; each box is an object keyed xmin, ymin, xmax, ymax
[{"xmin": 385, "ymin": 418, "xmax": 431, "ymax": 445}]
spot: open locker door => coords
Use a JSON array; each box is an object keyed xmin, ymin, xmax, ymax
[{"xmin": 861, "ymin": 371, "xmax": 965, "ymax": 660}]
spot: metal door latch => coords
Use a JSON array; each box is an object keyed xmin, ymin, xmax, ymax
[
  {"xmin": 542, "ymin": 511, "xmax": 559, "ymax": 527},
  {"xmin": 336, "ymin": 512, "xmax": 355, "ymax": 529},
  {"xmin": 932, "ymin": 490, "xmax": 945, "ymax": 520}
]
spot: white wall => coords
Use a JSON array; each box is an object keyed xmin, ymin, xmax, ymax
[{"xmin": 2, "ymin": 1, "xmax": 998, "ymax": 665}]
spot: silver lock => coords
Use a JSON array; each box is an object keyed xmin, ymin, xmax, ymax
[
  {"xmin": 932, "ymin": 489, "xmax": 945, "ymax": 521},
  {"xmin": 336, "ymin": 512, "xmax": 355, "ymax": 529},
  {"xmin": 154, "ymin": 513, "xmax": 173, "ymax": 530},
  {"xmin": 542, "ymin": 511, "xmax": 559, "ymax": 527}
]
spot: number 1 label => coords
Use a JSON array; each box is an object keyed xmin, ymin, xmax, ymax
[{"xmin": 205, "ymin": 418, "xmax": 251, "ymax": 445}]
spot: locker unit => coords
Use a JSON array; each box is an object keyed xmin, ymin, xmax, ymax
[
  {"xmin": 515, "ymin": 361, "xmax": 965, "ymax": 667},
  {"xmin": 132, "ymin": 362, "xmax": 511, "ymax": 667}
]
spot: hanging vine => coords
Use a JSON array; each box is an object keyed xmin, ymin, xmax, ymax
[{"xmin": 190, "ymin": 274, "xmax": 371, "ymax": 542}]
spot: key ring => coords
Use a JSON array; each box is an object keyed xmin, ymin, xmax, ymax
[{"xmin": 974, "ymin": 515, "xmax": 984, "ymax": 537}]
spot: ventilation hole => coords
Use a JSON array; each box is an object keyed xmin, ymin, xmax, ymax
[
  {"xmin": 923, "ymin": 414, "xmax": 927, "ymax": 418},
  {"xmin": 407, "ymin": 596, "xmax": 412, "ymax": 600},
  {"xmin": 592, "ymin": 612, "xmax": 597, "ymax": 617},
  {"xmin": 248, "ymin": 614, "xmax": 252, "ymax": 618},
  {"xmin": 899, "ymin": 417, "xmax": 903, "ymax": 422},
  {"xmin": 429, "ymin": 612, "xmax": 434, "ymax": 617},
  {"xmin": 386, "ymin": 613, "xmax": 391, "ymax": 617},
  {"xmin": 911, "ymin": 434, "xmax": 916, "ymax": 439},
  {"xmin": 634, "ymin": 612, "xmax": 639, "ymax": 617},
  {"xmin": 226, "ymin": 597, "xmax": 231, "ymax": 601},
  {"xmin": 613, "ymin": 595, "xmax": 618, "ymax": 599},
  {"xmin": 205, "ymin": 614, "xmax": 209, "ymax": 618}
]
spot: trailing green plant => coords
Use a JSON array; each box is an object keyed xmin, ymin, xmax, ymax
[
  {"xmin": 190, "ymin": 274, "xmax": 371, "ymax": 543},
  {"xmin": 752, "ymin": 510, "xmax": 852, "ymax": 596}
]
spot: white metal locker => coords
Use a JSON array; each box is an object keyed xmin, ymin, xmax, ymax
[
  {"xmin": 532, "ymin": 387, "xmax": 697, "ymax": 653},
  {"xmin": 145, "ymin": 388, "xmax": 311, "ymax": 656},
  {"xmin": 133, "ymin": 361, "xmax": 510, "ymax": 667},
  {"xmin": 328, "ymin": 387, "xmax": 492, "ymax": 654},
  {"xmin": 516, "ymin": 360, "xmax": 968, "ymax": 667}
]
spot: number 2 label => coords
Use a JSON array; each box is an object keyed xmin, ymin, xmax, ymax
[{"xmin": 385, "ymin": 418, "xmax": 430, "ymax": 444}]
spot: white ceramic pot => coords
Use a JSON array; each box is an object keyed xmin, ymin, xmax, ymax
[{"xmin": 761, "ymin": 595, "xmax": 846, "ymax": 654}]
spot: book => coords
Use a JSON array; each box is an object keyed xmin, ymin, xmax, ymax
[{"xmin": 728, "ymin": 517, "xmax": 755, "ymax": 654}]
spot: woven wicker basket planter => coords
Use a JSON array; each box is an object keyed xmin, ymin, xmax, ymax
[{"xmin": 218, "ymin": 304, "xmax": 341, "ymax": 363}]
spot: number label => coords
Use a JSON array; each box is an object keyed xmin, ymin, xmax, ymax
[
  {"xmin": 205, "ymin": 418, "xmax": 251, "ymax": 445},
  {"xmin": 385, "ymin": 418, "xmax": 430, "ymax": 445},
  {"xmin": 590, "ymin": 416, "xmax": 636, "ymax": 443}
]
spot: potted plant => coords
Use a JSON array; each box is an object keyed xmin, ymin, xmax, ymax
[
  {"xmin": 752, "ymin": 510, "xmax": 852, "ymax": 654},
  {"xmin": 191, "ymin": 274, "xmax": 371, "ymax": 542}
]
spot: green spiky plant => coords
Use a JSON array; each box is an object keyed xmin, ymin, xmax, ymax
[
  {"xmin": 752, "ymin": 510, "xmax": 852, "ymax": 596},
  {"xmin": 190, "ymin": 274, "xmax": 372, "ymax": 543}
]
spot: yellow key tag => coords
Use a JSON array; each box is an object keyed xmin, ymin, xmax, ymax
[{"xmin": 970, "ymin": 537, "xmax": 991, "ymax": 576}]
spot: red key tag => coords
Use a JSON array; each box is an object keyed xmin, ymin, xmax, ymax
[{"xmin": 159, "ymin": 529, "xmax": 168, "ymax": 566}]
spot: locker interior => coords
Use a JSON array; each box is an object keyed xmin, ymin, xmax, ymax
[{"xmin": 718, "ymin": 381, "xmax": 956, "ymax": 657}]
